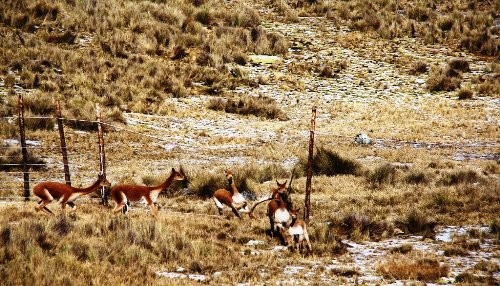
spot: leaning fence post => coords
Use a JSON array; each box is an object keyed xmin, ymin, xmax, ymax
[
  {"xmin": 96, "ymin": 104, "xmax": 108, "ymax": 206},
  {"xmin": 56, "ymin": 100, "xmax": 71, "ymax": 186},
  {"xmin": 304, "ymin": 106, "xmax": 316, "ymax": 223},
  {"xmin": 17, "ymin": 92, "xmax": 30, "ymax": 201}
]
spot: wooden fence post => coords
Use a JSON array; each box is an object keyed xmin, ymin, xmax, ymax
[
  {"xmin": 17, "ymin": 92, "xmax": 30, "ymax": 201},
  {"xmin": 96, "ymin": 104, "xmax": 108, "ymax": 206},
  {"xmin": 56, "ymin": 100, "xmax": 71, "ymax": 186},
  {"xmin": 304, "ymin": 106, "xmax": 316, "ymax": 223}
]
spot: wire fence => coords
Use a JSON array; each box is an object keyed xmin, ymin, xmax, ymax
[{"xmin": 1, "ymin": 100, "xmax": 499, "ymax": 202}]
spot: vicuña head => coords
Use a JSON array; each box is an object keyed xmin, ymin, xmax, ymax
[
  {"xmin": 34, "ymin": 173, "xmax": 110, "ymax": 215},
  {"xmin": 280, "ymin": 207, "xmax": 312, "ymax": 253},
  {"xmin": 110, "ymin": 167, "xmax": 185, "ymax": 217},
  {"xmin": 212, "ymin": 170, "xmax": 254, "ymax": 219}
]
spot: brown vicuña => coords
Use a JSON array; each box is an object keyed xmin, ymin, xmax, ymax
[
  {"xmin": 110, "ymin": 168, "xmax": 185, "ymax": 217},
  {"xmin": 34, "ymin": 174, "xmax": 110, "ymax": 214},
  {"xmin": 212, "ymin": 170, "xmax": 254, "ymax": 219},
  {"xmin": 267, "ymin": 181, "xmax": 293, "ymax": 245},
  {"xmin": 280, "ymin": 207, "xmax": 312, "ymax": 253},
  {"xmin": 249, "ymin": 180, "xmax": 291, "ymax": 242}
]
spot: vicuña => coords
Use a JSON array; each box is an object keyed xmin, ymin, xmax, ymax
[
  {"xmin": 280, "ymin": 207, "xmax": 312, "ymax": 253},
  {"xmin": 34, "ymin": 173, "xmax": 110, "ymax": 214},
  {"xmin": 212, "ymin": 170, "xmax": 253, "ymax": 219},
  {"xmin": 110, "ymin": 168, "xmax": 185, "ymax": 217}
]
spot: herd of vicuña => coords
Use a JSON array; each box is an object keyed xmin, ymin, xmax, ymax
[{"xmin": 33, "ymin": 168, "xmax": 311, "ymax": 252}]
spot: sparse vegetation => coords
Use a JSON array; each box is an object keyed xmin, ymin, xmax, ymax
[
  {"xmin": 208, "ymin": 94, "xmax": 288, "ymax": 120},
  {"xmin": 378, "ymin": 254, "xmax": 449, "ymax": 281}
]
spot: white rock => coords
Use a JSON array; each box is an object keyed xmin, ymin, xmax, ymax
[
  {"xmin": 354, "ymin": 133, "xmax": 372, "ymax": 145},
  {"xmin": 245, "ymin": 240, "xmax": 265, "ymax": 246}
]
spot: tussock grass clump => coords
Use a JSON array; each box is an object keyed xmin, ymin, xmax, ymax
[
  {"xmin": 490, "ymin": 218, "xmax": 500, "ymax": 234},
  {"xmin": 426, "ymin": 66, "xmax": 462, "ymax": 92},
  {"xmin": 309, "ymin": 223, "xmax": 347, "ymax": 255},
  {"xmin": 457, "ymin": 87, "xmax": 474, "ymax": 100},
  {"xmin": 367, "ymin": 164, "xmax": 398, "ymax": 187},
  {"xmin": 298, "ymin": 147, "xmax": 362, "ymax": 177},
  {"xmin": 207, "ymin": 95, "xmax": 288, "ymax": 120},
  {"xmin": 409, "ymin": 60, "xmax": 428, "ymax": 75},
  {"xmin": 404, "ymin": 170, "xmax": 431, "ymax": 185},
  {"xmin": 396, "ymin": 209, "xmax": 436, "ymax": 236},
  {"xmin": 377, "ymin": 254, "xmax": 449, "ymax": 282},
  {"xmin": 390, "ymin": 244, "xmax": 412, "ymax": 254},
  {"xmin": 0, "ymin": 120, "xmax": 17, "ymax": 137},
  {"xmin": 0, "ymin": 148, "xmax": 46, "ymax": 171},
  {"xmin": 438, "ymin": 169, "xmax": 481, "ymax": 186},
  {"xmin": 329, "ymin": 213, "xmax": 393, "ymax": 242},
  {"xmin": 448, "ymin": 58, "xmax": 470, "ymax": 72},
  {"xmin": 454, "ymin": 272, "xmax": 490, "ymax": 284}
]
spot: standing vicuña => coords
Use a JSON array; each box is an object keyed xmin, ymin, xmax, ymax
[
  {"xmin": 110, "ymin": 168, "xmax": 185, "ymax": 217},
  {"xmin": 249, "ymin": 180, "xmax": 291, "ymax": 240},
  {"xmin": 34, "ymin": 174, "xmax": 110, "ymax": 214},
  {"xmin": 212, "ymin": 170, "xmax": 253, "ymax": 219},
  {"xmin": 280, "ymin": 208, "xmax": 312, "ymax": 253}
]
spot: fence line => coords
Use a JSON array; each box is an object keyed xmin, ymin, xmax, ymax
[
  {"xmin": 3, "ymin": 115, "xmax": 499, "ymax": 149},
  {"xmin": 1, "ymin": 108, "xmax": 499, "ymax": 203}
]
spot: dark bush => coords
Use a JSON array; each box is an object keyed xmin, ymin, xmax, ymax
[
  {"xmin": 397, "ymin": 210, "xmax": 437, "ymax": 236},
  {"xmin": 298, "ymin": 147, "xmax": 362, "ymax": 177},
  {"xmin": 405, "ymin": 171, "xmax": 431, "ymax": 185},
  {"xmin": 457, "ymin": 88, "xmax": 473, "ymax": 100},
  {"xmin": 448, "ymin": 58, "xmax": 470, "ymax": 72},
  {"xmin": 427, "ymin": 68, "xmax": 461, "ymax": 92},
  {"xmin": 367, "ymin": 164, "xmax": 397, "ymax": 186},
  {"xmin": 439, "ymin": 170, "xmax": 480, "ymax": 185},
  {"xmin": 207, "ymin": 95, "xmax": 288, "ymax": 120},
  {"xmin": 409, "ymin": 61, "xmax": 428, "ymax": 75},
  {"xmin": 437, "ymin": 17, "xmax": 454, "ymax": 31}
]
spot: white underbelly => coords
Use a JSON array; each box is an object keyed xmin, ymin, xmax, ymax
[
  {"xmin": 289, "ymin": 225, "xmax": 304, "ymax": 236},
  {"xmin": 232, "ymin": 193, "xmax": 246, "ymax": 204},
  {"xmin": 274, "ymin": 209, "xmax": 290, "ymax": 224}
]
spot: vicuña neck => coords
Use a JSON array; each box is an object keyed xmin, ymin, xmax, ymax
[
  {"xmin": 156, "ymin": 171, "xmax": 177, "ymax": 190},
  {"xmin": 76, "ymin": 177, "xmax": 103, "ymax": 194}
]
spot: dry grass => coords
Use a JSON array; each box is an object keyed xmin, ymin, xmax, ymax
[
  {"xmin": 295, "ymin": 0, "xmax": 498, "ymax": 56},
  {"xmin": 377, "ymin": 253, "xmax": 449, "ymax": 282},
  {"xmin": 0, "ymin": 0, "xmax": 289, "ymax": 123},
  {"xmin": 207, "ymin": 94, "xmax": 288, "ymax": 120}
]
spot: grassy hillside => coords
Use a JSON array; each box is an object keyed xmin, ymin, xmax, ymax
[{"xmin": 0, "ymin": 0, "xmax": 499, "ymax": 284}]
